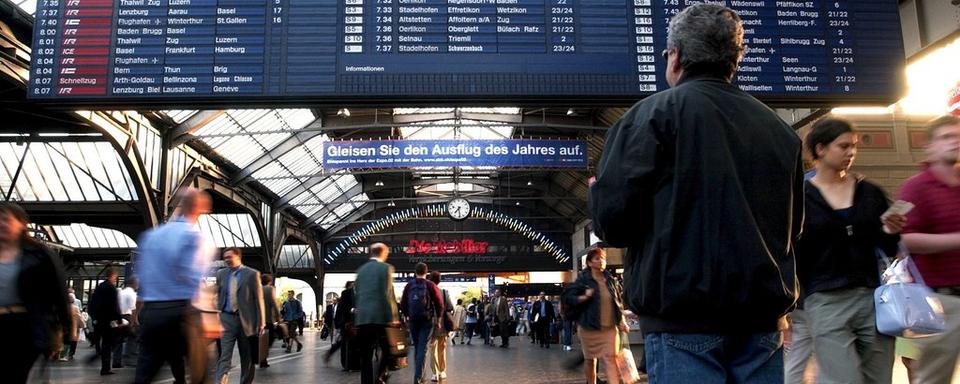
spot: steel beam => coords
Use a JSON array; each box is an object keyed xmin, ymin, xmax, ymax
[{"xmin": 168, "ymin": 111, "xmax": 225, "ymax": 147}]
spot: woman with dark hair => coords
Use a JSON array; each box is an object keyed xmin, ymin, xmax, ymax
[
  {"xmin": 0, "ymin": 202, "xmax": 70, "ymax": 383},
  {"xmin": 796, "ymin": 117, "xmax": 905, "ymax": 383},
  {"xmin": 564, "ymin": 247, "xmax": 627, "ymax": 384}
]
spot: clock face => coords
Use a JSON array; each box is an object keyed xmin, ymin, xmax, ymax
[{"xmin": 447, "ymin": 198, "xmax": 471, "ymax": 221}]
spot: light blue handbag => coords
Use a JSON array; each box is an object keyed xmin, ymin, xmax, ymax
[{"xmin": 874, "ymin": 246, "xmax": 946, "ymax": 338}]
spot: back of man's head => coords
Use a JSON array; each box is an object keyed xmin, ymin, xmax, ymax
[
  {"xmin": 415, "ymin": 262, "xmax": 428, "ymax": 277},
  {"xmin": 174, "ymin": 188, "xmax": 212, "ymax": 223},
  {"xmin": 369, "ymin": 242, "xmax": 389, "ymax": 261},
  {"xmin": 667, "ymin": 3, "xmax": 744, "ymax": 80}
]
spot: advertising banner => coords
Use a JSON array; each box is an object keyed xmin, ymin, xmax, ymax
[{"xmin": 322, "ymin": 139, "xmax": 588, "ymax": 169}]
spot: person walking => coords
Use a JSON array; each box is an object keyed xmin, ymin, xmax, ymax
[
  {"xmin": 464, "ymin": 298, "xmax": 479, "ymax": 345},
  {"xmin": 452, "ymin": 298, "xmax": 466, "ymax": 345},
  {"xmin": 114, "ymin": 277, "xmax": 138, "ymax": 368},
  {"xmin": 259, "ymin": 273, "xmax": 282, "ymax": 368},
  {"xmin": 61, "ymin": 291, "xmax": 85, "ymax": 361},
  {"xmin": 490, "ymin": 289, "xmax": 511, "ymax": 348},
  {"xmin": 795, "ymin": 117, "xmax": 901, "ymax": 383},
  {"xmin": 588, "ymin": 4, "xmax": 803, "ymax": 382},
  {"xmin": 133, "ymin": 188, "xmax": 216, "ymax": 384},
  {"xmin": 563, "ymin": 248, "xmax": 629, "ymax": 384},
  {"xmin": 281, "ymin": 290, "xmax": 304, "ymax": 353},
  {"xmin": 325, "ymin": 281, "xmax": 356, "ymax": 371},
  {"xmin": 214, "ymin": 247, "xmax": 265, "ymax": 384},
  {"xmin": 532, "ymin": 292, "xmax": 555, "ymax": 349},
  {"xmin": 354, "ymin": 243, "xmax": 399, "ymax": 384},
  {"xmin": 90, "ymin": 268, "xmax": 122, "ymax": 376},
  {"xmin": 900, "ymin": 115, "xmax": 960, "ymax": 383},
  {"xmin": 427, "ymin": 271, "xmax": 454, "ymax": 382},
  {"xmin": 400, "ymin": 263, "xmax": 444, "ymax": 384},
  {"xmin": 0, "ymin": 202, "xmax": 70, "ymax": 383}
]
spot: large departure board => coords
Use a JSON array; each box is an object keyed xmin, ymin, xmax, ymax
[{"xmin": 28, "ymin": 0, "xmax": 904, "ymax": 105}]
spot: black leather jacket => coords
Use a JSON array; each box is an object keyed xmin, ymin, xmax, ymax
[{"xmin": 563, "ymin": 270, "xmax": 624, "ymax": 331}]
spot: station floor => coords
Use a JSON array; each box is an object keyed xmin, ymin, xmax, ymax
[
  {"xmin": 39, "ymin": 330, "xmax": 943, "ymax": 383},
  {"xmin": 43, "ymin": 330, "xmax": 593, "ymax": 384}
]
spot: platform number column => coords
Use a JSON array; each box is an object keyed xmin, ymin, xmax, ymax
[
  {"xmin": 633, "ymin": 0, "xmax": 655, "ymax": 92},
  {"xmin": 827, "ymin": 1, "xmax": 855, "ymax": 93},
  {"xmin": 344, "ymin": 0, "xmax": 364, "ymax": 53}
]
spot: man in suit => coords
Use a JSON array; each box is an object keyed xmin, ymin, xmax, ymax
[
  {"xmin": 354, "ymin": 243, "xmax": 399, "ymax": 384},
  {"xmin": 259, "ymin": 273, "xmax": 281, "ymax": 368},
  {"xmin": 491, "ymin": 289, "xmax": 511, "ymax": 348},
  {"xmin": 214, "ymin": 247, "xmax": 265, "ymax": 384},
  {"xmin": 90, "ymin": 268, "xmax": 122, "ymax": 375},
  {"xmin": 532, "ymin": 292, "xmax": 555, "ymax": 348}
]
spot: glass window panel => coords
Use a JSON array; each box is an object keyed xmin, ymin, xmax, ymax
[
  {"xmin": 46, "ymin": 143, "xmax": 85, "ymax": 201},
  {"xmin": 19, "ymin": 147, "xmax": 47, "ymax": 201}
]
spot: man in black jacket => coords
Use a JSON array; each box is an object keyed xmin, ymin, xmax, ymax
[
  {"xmin": 89, "ymin": 268, "xmax": 122, "ymax": 376},
  {"xmin": 531, "ymin": 292, "xmax": 555, "ymax": 348},
  {"xmin": 589, "ymin": 4, "xmax": 803, "ymax": 383}
]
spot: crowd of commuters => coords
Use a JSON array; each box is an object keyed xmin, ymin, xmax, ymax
[{"xmin": 5, "ymin": 4, "xmax": 960, "ymax": 384}]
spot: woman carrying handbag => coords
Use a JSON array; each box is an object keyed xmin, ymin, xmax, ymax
[
  {"xmin": 563, "ymin": 247, "xmax": 630, "ymax": 384},
  {"xmin": 795, "ymin": 118, "xmax": 907, "ymax": 384}
]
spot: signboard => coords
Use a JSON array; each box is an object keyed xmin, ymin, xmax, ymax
[
  {"xmin": 395, "ymin": 274, "xmax": 477, "ymax": 283},
  {"xmin": 404, "ymin": 239, "xmax": 488, "ymax": 255},
  {"xmin": 488, "ymin": 273, "xmax": 497, "ymax": 297},
  {"xmin": 28, "ymin": 1, "xmax": 904, "ymax": 105},
  {"xmin": 322, "ymin": 139, "xmax": 587, "ymax": 168}
]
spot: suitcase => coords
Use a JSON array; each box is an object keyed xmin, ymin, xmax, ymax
[{"xmin": 343, "ymin": 338, "xmax": 362, "ymax": 371}]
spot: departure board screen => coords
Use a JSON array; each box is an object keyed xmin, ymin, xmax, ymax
[{"xmin": 28, "ymin": 0, "xmax": 905, "ymax": 105}]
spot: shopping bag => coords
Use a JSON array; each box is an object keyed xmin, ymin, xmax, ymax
[
  {"xmin": 616, "ymin": 332, "xmax": 641, "ymax": 384},
  {"xmin": 875, "ymin": 246, "xmax": 946, "ymax": 338}
]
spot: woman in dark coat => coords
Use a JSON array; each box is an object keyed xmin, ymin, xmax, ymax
[
  {"xmin": 0, "ymin": 202, "xmax": 70, "ymax": 383},
  {"xmin": 564, "ymin": 247, "xmax": 629, "ymax": 384}
]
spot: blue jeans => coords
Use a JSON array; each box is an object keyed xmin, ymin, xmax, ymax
[
  {"xmin": 562, "ymin": 320, "xmax": 573, "ymax": 346},
  {"xmin": 646, "ymin": 332, "xmax": 784, "ymax": 384},
  {"xmin": 409, "ymin": 320, "xmax": 434, "ymax": 382}
]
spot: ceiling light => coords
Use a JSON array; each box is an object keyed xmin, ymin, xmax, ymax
[
  {"xmin": 337, "ymin": 108, "xmax": 351, "ymax": 117},
  {"xmin": 388, "ymin": 200, "xmax": 396, "ymax": 207},
  {"xmin": 515, "ymin": 201, "xmax": 521, "ymax": 206},
  {"xmin": 566, "ymin": 108, "xmax": 576, "ymax": 116},
  {"xmin": 526, "ymin": 180, "xmax": 533, "ymax": 186},
  {"xmin": 375, "ymin": 180, "xmax": 384, "ymax": 187}
]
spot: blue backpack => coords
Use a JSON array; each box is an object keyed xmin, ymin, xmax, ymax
[{"xmin": 406, "ymin": 279, "xmax": 434, "ymax": 322}]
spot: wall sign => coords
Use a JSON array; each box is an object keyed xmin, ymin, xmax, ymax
[
  {"xmin": 322, "ymin": 139, "xmax": 587, "ymax": 169},
  {"xmin": 404, "ymin": 239, "xmax": 489, "ymax": 255}
]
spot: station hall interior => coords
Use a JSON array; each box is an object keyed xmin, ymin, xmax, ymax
[{"xmin": 1, "ymin": 0, "xmax": 960, "ymax": 383}]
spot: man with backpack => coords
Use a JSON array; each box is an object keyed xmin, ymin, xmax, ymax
[
  {"xmin": 399, "ymin": 262, "xmax": 444, "ymax": 384},
  {"xmin": 464, "ymin": 298, "xmax": 479, "ymax": 345}
]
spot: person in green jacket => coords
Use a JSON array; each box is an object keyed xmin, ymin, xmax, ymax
[{"xmin": 354, "ymin": 243, "xmax": 399, "ymax": 384}]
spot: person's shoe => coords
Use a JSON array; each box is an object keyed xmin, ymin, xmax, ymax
[
  {"xmin": 466, "ymin": 341, "xmax": 470, "ymax": 345},
  {"xmin": 58, "ymin": 357, "xmax": 69, "ymax": 362},
  {"xmin": 431, "ymin": 374, "xmax": 439, "ymax": 382},
  {"xmin": 440, "ymin": 371, "xmax": 447, "ymax": 380},
  {"xmin": 285, "ymin": 346, "xmax": 292, "ymax": 353},
  {"xmin": 297, "ymin": 342, "xmax": 303, "ymax": 352},
  {"xmin": 259, "ymin": 362, "xmax": 270, "ymax": 368},
  {"xmin": 499, "ymin": 344, "xmax": 508, "ymax": 348},
  {"xmin": 100, "ymin": 371, "xmax": 116, "ymax": 376}
]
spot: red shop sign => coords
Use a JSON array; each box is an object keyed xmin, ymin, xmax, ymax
[{"xmin": 404, "ymin": 239, "xmax": 489, "ymax": 255}]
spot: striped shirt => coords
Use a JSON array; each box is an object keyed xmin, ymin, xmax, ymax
[{"xmin": 900, "ymin": 167, "xmax": 960, "ymax": 288}]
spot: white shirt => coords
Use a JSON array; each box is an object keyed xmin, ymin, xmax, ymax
[{"xmin": 119, "ymin": 287, "xmax": 138, "ymax": 315}]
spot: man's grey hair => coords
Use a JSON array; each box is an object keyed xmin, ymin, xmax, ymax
[{"xmin": 667, "ymin": 3, "xmax": 745, "ymax": 78}]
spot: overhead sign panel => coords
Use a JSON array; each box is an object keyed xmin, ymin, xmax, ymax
[
  {"xmin": 322, "ymin": 139, "xmax": 587, "ymax": 168},
  {"xmin": 28, "ymin": 1, "xmax": 904, "ymax": 105}
]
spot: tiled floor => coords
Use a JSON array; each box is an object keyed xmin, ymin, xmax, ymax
[{"xmin": 41, "ymin": 331, "xmax": 589, "ymax": 384}]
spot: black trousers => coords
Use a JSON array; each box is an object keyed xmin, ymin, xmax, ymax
[
  {"xmin": 95, "ymin": 324, "xmax": 116, "ymax": 373},
  {"xmin": 498, "ymin": 321, "xmax": 511, "ymax": 346},
  {"xmin": 357, "ymin": 324, "xmax": 390, "ymax": 384},
  {"xmin": 535, "ymin": 321, "xmax": 550, "ymax": 347},
  {"xmin": 0, "ymin": 313, "xmax": 41, "ymax": 384},
  {"xmin": 134, "ymin": 301, "xmax": 207, "ymax": 384}
]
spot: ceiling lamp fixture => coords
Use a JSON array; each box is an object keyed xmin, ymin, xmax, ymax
[
  {"xmin": 375, "ymin": 180, "xmax": 384, "ymax": 187},
  {"xmin": 387, "ymin": 200, "xmax": 396, "ymax": 207},
  {"xmin": 337, "ymin": 108, "xmax": 351, "ymax": 117},
  {"xmin": 566, "ymin": 108, "xmax": 576, "ymax": 116},
  {"xmin": 526, "ymin": 180, "xmax": 533, "ymax": 186},
  {"xmin": 515, "ymin": 201, "xmax": 521, "ymax": 206}
]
